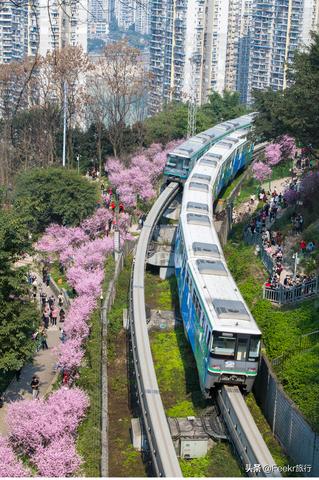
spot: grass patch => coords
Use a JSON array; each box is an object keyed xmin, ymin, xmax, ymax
[
  {"xmin": 180, "ymin": 442, "xmax": 243, "ymax": 477},
  {"xmin": 150, "ymin": 328, "xmax": 208, "ymax": 415},
  {"xmin": 145, "ymin": 271, "xmax": 178, "ymax": 310},
  {"xmin": 76, "ymin": 256, "xmax": 115, "ymax": 477},
  {"xmin": 225, "ymin": 233, "xmax": 319, "ymax": 430}
]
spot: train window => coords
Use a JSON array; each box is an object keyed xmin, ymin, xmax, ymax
[
  {"xmin": 199, "ymin": 311, "xmax": 205, "ymax": 327},
  {"xmin": 192, "ymin": 173, "xmax": 211, "ymax": 182},
  {"xmin": 200, "ymin": 158, "xmax": 217, "ymax": 167},
  {"xmin": 212, "ymin": 299, "xmax": 250, "ymax": 320},
  {"xmin": 189, "ymin": 182, "xmax": 209, "ymax": 192},
  {"xmin": 196, "ymin": 259, "xmax": 228, "ymax": 276},
  {"xmin": 211, "ymin": 333, "xmax": 236, "ymax": 358},
  {"xmin": 167, "ymin": 155, "xmax": 178, "ymax": 166},
  {"xmin": 248, "ymin": 336, "xmax": 261, "ymax": 361},
  {"xmin": 193, "ymin": 242, "xmax": 220, "ymax": 258},
  {"xmin": 187, "ymin": 213, "xmax": 210, "ymax": 226},
  {"xmin": 187, "ymin": 202, "xmax": 208, "ymax": 213}
]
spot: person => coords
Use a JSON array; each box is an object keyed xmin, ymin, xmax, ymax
[
  {"xmin": 40, "ymin": 329, "xmax": 48, "ymax": 350},
  {"xmin": 59, "ymin": 308, "xmax": 65, "ymax": 323},
  {"xmin": 0, "ymin": 392, "xmax": 4, "ymax": 408},
  {"xmin": 58, "ymin": 292, "xmax": 64, "ymax": 307},
  {"xmin": 31, "ymin": 375, "xmax": 40, "ymax": 399},
  {"xmin": 42, "ymin": 266, "xmax": 48, "ymax": 283},
  {"xmin": 40, "ymin": 291, "xmax": 47, "ymax": 307},
  {"xmin": 300, "ymin": 239, "xmax": 307, "ymax": 253},
  {"xmin": 119, "ymin": 202, "xmax": 124, "ymax": 213},
  {"xmin": 48, "ymin": 295, "xmax": 55, "ymax": 308},
  {"xmin": 46, "ymin": 272, "xmax": 51, "ymax": 287},
  {"xmin": 51, "ymin": 307, "xmax": 58, "ymax": 326},
  {"xmin": 59, "ymin": 328, "xmax": 66, "ymax": 343},
  {"xmin": 110, "ymin": 200, "xmax": 116, "ymax": 211},
  {"xmin": 306, "ymin": 241, "xmax": 315, "ymax": 253}
]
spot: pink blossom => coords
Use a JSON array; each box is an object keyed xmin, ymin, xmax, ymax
[
  {"xmin": 252, "ymin": 161, "xmax": 272, "ymax": 182},
  {"xmin": 7, "ymin": 388, "xmax": 89, "ymax": 455},
  {"xmin": 279, "ymin": 135, "xmax": 297, "ymax": 159},
  {"xmin": 32, "ymin": 435, "xmax": 82, "ymax": 477},
  {"xmin": 0, "ymin": 436, "xmax": 31, "ymax": 477},
  {"xmin": 265, "ymin": 143, "xmax": 282, "ymax": 166},
  {"xmin": 58, "ymin": 337, "xmax": 85, "ymax": 370}
]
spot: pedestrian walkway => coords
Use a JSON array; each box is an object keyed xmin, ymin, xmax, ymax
[{"xmin": 0, "ymin": 257, "xmax": 65, "ymax": 436}]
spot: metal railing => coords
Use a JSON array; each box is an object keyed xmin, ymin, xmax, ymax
[
  {"xmin": 263, "ymin": 277, "xmax": 319, "ymax": 305},
  {"xmin": 244, "ymin": 229, "xmax": 319, "ymax": 305}
]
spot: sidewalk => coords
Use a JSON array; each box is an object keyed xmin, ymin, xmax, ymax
[{"xmin": 0, "ymin": 258, "xmax": 64, "ymax": 436}]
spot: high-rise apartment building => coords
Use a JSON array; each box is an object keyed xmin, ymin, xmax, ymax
[
  {"xmin": 247, "ymin": 0, "xmax": 319, "ymax": 102},
  {"xmin": 88, "ymin": 0, "xmax": 109, "ymax": 39},
  {"xmin": 113, "ymin": 0, "xmax": 149, "ymax": 34},
  {"xmin": 0, "ymin": 0, "xmax": 88, "ymax": 64},
  {"xmin": 0, "ymin": 0, "xmax": 38, "ymax": 63},
  {"xmin": 38, "ymin": 0, "xmax": 88, "ymax": 55},
  {"xmin": 149, "ymin": 0, "xmax": 252, "ymax": 113}
]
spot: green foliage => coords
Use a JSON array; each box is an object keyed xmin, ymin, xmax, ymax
[
  {"xmin": 180, "ymin": 443, "xmax": 243, "ymax": 477},
  {"xmin": 143, "ymin": 91, "xmax": 248, "ymax": 146},
  {"xmin": 253, "ymin": 32, "xmax": 319, "ymax": 148},
  {"xmin": 150, "ymin": 328, "xmax": 208, "ymax": 414},
  {"xmin": 0, "ymin": 207, "xmax": 40, "ymax": 373},
  {"xmin": 76, "ymin": 308, "xmax": 101, "ymax": 476},
  {"xmin": 225, "ymin": 239, "xmax": 319, "ymax": 427},
  {"xmin": 14, "ymin": 167, "xmax": 99, "ymax": 232}
]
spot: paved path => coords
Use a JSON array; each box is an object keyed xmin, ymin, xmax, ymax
[{"xmin": 0, "ymin": 257, "xmax": 63, "ymax": 436}]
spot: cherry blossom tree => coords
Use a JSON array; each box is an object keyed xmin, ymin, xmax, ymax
[
  {"xmin": 0, "ymin": 436, "xmax": 31, "ymax": 477},
  {"xmin": 252, "ymin": 161, "xmax": 272, "ymax": 183},
  {"xmin": 31, "ymin": 434, "xmax": 82, "ymax": 477},
  {"xmin": 265, "ymin": 143, "xmax": 282, "ymax": 166},
  {"xmin": 279, "ymin": 134, "xmax": 297, "ymax": 160}
]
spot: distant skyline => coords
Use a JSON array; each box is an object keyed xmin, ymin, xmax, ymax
[{"xmin": 0, "ymin": 0, "xmax": 318, "ymax": 111}]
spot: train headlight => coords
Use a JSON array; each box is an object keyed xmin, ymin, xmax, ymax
[
  {"xmin": 212, "ymin": 365, "xmax": 221, "ymax": 370},
  {"xmin": 248, "ymin": 368, "xmax": 257, "ymax": 372}
]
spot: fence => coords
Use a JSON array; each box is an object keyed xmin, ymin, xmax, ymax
[
  {"xmin": 263, "ymin": 277, "xmax": 319, "ymax": 305},
  {"xmin": 100, "ymin": 239, "xmax": 137, "ymax": 477},
  {"xmin": 243, "ymin": 228, "xmax": 275, "ymax": 274},
  {"xmin": 243, "ymin": 229, "xmax": 319, "ymax": 305},
  {"xmin": 254, "ymin": 355, "xmax": 319, "ymax": 476}
]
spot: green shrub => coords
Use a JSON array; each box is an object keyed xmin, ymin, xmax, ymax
[{"xmin": 14, "ymin": 167, "xmax": 99, "ymax": 233}]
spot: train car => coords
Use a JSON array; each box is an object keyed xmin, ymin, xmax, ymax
[
  {"xmin": 164, "ymin": 113, "xmax": 255, "ymax": 182},
  {"xmin": 175, "ymin": 129, "xmax": 261, "ymax": 396}
]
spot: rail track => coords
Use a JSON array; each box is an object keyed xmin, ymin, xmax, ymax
[{"xmin": 129, "ymin": 145, "xmax": 281, "ymax": 478}]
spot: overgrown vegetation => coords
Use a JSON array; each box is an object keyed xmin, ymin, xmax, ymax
[
  {"xmin": 145, "ymin": 271, "xmax": 178, "ymax": 310},
  {"xmin": 180, "ymin": 442, "xmax": 242, "ymax": 477},
  {"xmin": 76, "ymin": 257, "xmax": 115, "ymax": 476},
  {"xmin": 225, "ymin": 229, "xmax": 319, "ymax": 429},
  {"xmin": 107, "ymin": 258, "xmax": 145, "ymax": 477}
]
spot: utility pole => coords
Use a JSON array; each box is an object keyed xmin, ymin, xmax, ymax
[
  {"xmin": 62, "ymin": 80, "xmax": 68, "ymax": 168},
  {"xmin": 187, "ymin": 55, "xmax": 197, "ymax": 139}
]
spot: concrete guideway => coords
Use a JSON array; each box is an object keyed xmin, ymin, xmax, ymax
[
  {"xmin": 130, "ymin": 182, "xmax": 182, "ymax": 477},
  {"xmin": 218, "ymin": 386, "xmax": 281, "ymax": 478}
]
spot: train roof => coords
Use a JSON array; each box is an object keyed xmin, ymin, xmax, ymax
[
  {"xmin": 179, "ymin": 131, "xmax": 261, "ymax": 336},
  {"xmin": 168, "ymin": 113, "xmax": 255, "ymax": 159}
]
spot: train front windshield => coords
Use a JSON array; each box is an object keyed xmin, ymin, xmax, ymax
[
  {"xmin": 166, "ymin": 154, "xmax": 187, "ymax": 172},
  {"xmin": 211, "ymin": 332, "xmax": 260, "ymax": 362}
]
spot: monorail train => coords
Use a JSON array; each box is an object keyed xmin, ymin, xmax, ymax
[
  {"xmin": 164, "ymin": 113, "xmax": 255, "ymax": 181},
  {"xmin": 175, "ymin": 128, "xmax": 261, "ymax": 395}
]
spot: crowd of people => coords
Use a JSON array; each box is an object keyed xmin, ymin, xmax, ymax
[{"xmin": 243, "ymin": 181, "xmax": 318, "ymax": 292}]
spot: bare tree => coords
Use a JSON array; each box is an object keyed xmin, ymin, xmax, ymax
[{"xmin": 97, "ymin": 40, "xmax": 149, "ymax": 157}]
